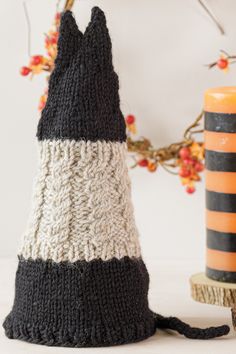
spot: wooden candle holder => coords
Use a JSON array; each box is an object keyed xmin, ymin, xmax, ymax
[{"xmin": 190, "ymin": 273, "xmax": 236, "ymax": 329}]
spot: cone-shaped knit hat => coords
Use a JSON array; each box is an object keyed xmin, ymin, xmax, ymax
[{"xmin": 3, "ymin": 8, "xmax": 230, "ymax": 347}]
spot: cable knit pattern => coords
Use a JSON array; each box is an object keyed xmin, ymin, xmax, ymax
[{"xmin": 20, "ymin": 140, "xmax": 141, "ymax": 262}]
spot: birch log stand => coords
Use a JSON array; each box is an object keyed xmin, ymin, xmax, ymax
[{"xmin": 190, "ymin": 273, "xmax": 236, "ymax": 330}]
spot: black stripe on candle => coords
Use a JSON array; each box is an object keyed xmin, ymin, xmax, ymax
[
  {"xmin": 205, "ymin": 150, "xmax": 236, "ymax": 172},
  {"xmin": 205, "ymin": 112, "xmax": 236, "ymax": 133},
  {"xmin": 206, "ymin": 190, "xmax": 236, "ymax": 213},
  {"xmin": 206, "ymin": 267, "xmax": 236, "ymax": 283},
  {"xmin": 207, "ymin": 229, "xmax": 236, "ymax": 252}
]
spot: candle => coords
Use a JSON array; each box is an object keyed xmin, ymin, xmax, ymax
[{"xmin": 205, "ymin": 87, "xmax": 236, "ymax": 283}]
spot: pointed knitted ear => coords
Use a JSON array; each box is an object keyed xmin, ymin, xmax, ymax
[
  {"xmin": 90, "ymin": 6, "xmax": 107, "ymax": 24},
  {"xmin": 83, "ymin": 7, "xmax": 112, "ymax": 68},
  {"xmin": 55, "ymin": 11, "xmax": 82, "ymax": 68}
]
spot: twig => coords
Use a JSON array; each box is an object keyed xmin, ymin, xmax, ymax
[
  {"xmin": 160, "ymin": 163, "xmax": 178, "ymax": 175},
  {"xmin": 198, "ymin": 0, "xmax": 225, "ymax": 35},
  {"xmin": 184, "ymin": 110, "xmax": 204, "ymax": 139},
  {"xmin": 23, "ymin": 1, "xmax": 31, "ymax": 57},
  {"xmin": 220, "ymin": 49, "xmax": 230, "ymax": 57},
  {"xmin": 64, "ymin": 0, "xmax": 76, "ymax": 11},
  {"xmin": 127, "ymin": 110, "xmax": 204, "ymax": 170},
  {"xmin": 220, "ymin": 50, "xmax": 236, "ymax": 60}
]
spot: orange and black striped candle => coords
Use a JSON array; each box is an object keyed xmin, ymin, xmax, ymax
[{"xmin": 205, "ymin": 87, "xmax": 236, "ymax": 283}]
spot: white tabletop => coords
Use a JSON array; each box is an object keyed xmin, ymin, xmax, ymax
[{"xmin": 0, "ymin": 258, "xmax": 234, "ymax": 354}]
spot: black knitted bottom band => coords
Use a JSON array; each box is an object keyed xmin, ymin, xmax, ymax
[{"xmin": 3, "ymin": 257, "xmax": 156, "ymax": 347}]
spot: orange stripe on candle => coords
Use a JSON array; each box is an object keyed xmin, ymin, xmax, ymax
[
  {"xmin": 207, "ymin": 248, "xmax": 236, "ymax": 272},
  {"xmin": 204, "ymin": 87, "xmax": 236, "ymax": 113},
  {"xmin": 206, "ymin": 170, "xmax": 236, "ymax": 194},
  {"xmin": 204, "ymin": 131, "xmax": 236, "ymax": 152},
  {"xmin": 206, "ymin": 210, "xmax": 236, "ymax": 233}
]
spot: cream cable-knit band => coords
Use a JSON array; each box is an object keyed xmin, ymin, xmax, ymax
[{"xmin": 19, "ymin": 140, "xmax": 141, "ymax": 262}]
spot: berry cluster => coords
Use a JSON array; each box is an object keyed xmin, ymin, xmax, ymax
[
  {"xmin": 126, "ymin": 115, "xmax": 158, "ymax": 173},
  {"xmin": 20, "ymin": 55, "xmax": 48, "ymax": 76},
  {"xmin": 126, "ymin": 114, "xmax": 205, "ymax": 194},
  {"xmin": 20, "ymin": 12, "xmax": 61, "ymax": 111},
  {"xmin": 126, "ymin": 115, "xmax": 136, "ymax": 134},
  {"xmin": 178, "ymin": 144, "xmax": 204, "ymax": 194},
  {"xmin": 137, "ymin": 159, "xmax": 157, "ymax": 172},
  {"xmin": 125, "ymin": 114, "xmax": 158, "ymax": 172}
]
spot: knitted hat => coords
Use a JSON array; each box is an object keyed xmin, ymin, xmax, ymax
[{"xmin": 3, "ymin": 7, "xmax": 229, "ymax": 347}]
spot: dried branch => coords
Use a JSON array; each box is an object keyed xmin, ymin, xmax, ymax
[
  {"xmin": 184, "ymin": 110, "xmax": 204, "ymax": 139},
  {"xmin": 23, "ymin": 1, "xmax": 31, "ymax": 57},
  {"xmin": 198, "ymin": 0, "xmax": 225, "ymax": 35},
  {"xmin": 64, "ymin": 0, "xmax": 75, "ymax": 11},
  {"xmin": 127, "ymin": 111, "xmax": 204, "ymax": 165}
]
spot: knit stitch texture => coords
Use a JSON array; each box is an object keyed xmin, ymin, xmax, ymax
[
  {"xmin": 20, "ymin": 140, "xmax": 140, "ymax": 262},
  {"xmin": 3, "ymin": 7, "xmax": 230, "ymax": 346},
  {"xmin": 4, "ymin": 257, "xmax": 156, "ymax": 347},
  {"xmin": 37, "ymin": 8, "xmax": 126, "ymax": 142}
]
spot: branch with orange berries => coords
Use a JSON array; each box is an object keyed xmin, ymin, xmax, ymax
[
  {"xmin": 207, "ymin": 50, "xmax": 236, "ymax": 71},
  {"xmin": 20, "ymin": 0, "xmax": 75, "ymax": 110},
  {"xmin": 126, "ymin": 112, "xmax": 204, "ymax": 194}
]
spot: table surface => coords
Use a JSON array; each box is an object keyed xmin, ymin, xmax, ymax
[{"xmin": 0, "ymin": 258, "xmax": 234, "ymax": 354}]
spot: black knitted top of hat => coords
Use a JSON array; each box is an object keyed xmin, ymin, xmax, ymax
[{"xmin": 37, "ymin": 7, "xmax": 126, "ymax": 142}]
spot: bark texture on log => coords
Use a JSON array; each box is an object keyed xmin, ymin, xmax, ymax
[
  {"xmin": 190, "ymin": 273, "xmax": 236, "ymax": 307},
  {"xmin": 231, "ymin": 307, "xmax": 236, "ymax": 330}
]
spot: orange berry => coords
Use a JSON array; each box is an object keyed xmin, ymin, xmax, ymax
[
  {"xmin": 183, "ymin": 158, "xmax": 195, "ymax": 166},
  {"xmin": 20, "ymin": 66, "xmax": 31, "ymax": 76},
  {"xmin": 179, "ymin": 167, "xmax": 191, "ymax": 178},
  {"xmin": 186, "ymin": 185, "xmax": 195, "ymax": 194},
  {"xmin": 126, "ymin": 115, "xmax": 135, "ymax": 125},
  {"xmin": 179, "ymin": 147, "xmax": 190, "ymax": 159},
  {"xmin": 217, "ymin": 58, "xmax": 228, "ymax": 70},
  {"xmin": 51, "ymin": 37, "xmax": 58, "ymax": 45},
  {"xmin": 148, "ymin": 162, "xmax": 157, "ymax": 172},
  {"xmin": 30, "ymin": 55, "xmax": 43, "ymax": 66},
  {"xmin": 195, "ymin": 162, "xmax": 204, "ymax": 172}
]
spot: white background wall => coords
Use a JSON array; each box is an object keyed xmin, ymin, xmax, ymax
[{"xmin": 1, "ymin": 0, "xmax": 236, "ymax": 263}]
